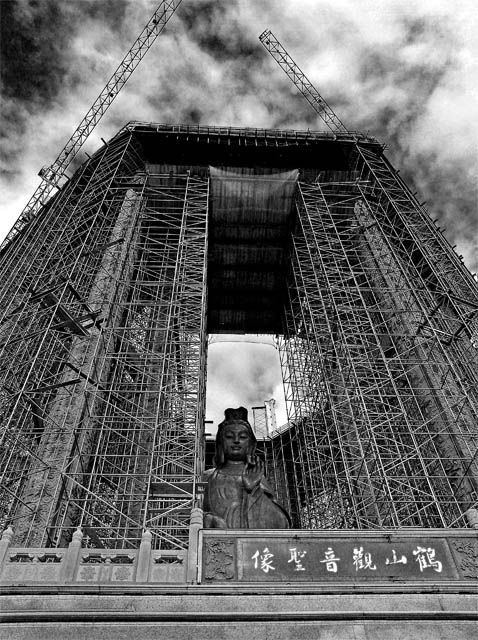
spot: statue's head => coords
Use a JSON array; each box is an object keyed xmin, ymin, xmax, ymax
[{"xmin": 214, "ymin": 407, "xmax": 257, "ymax": 467}]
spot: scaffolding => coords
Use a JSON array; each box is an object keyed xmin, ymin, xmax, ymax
[
  {"xmin": 275, "ymin": 151, "xmax": 478, "ymax": 529},
  {"xmin": 252, "ymin": 400, "xmax": 277, "ymax": 439},
  {"xmin": 0, "ymin": 123, "xmax": 477, "ymax": 549},
  {"xmin": 0, "ymin": 131, "xmax": 208, "ymax": 549}
]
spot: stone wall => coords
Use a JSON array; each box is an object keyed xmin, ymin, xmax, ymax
[{"xmin": 0, "ymin": 515, "xmax": 476, "ymax": 639}]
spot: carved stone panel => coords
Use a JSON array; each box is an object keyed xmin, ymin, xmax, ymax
[
  {"xmin": 150, "ymin": 554, "xmax": 186, "ymax": 583},
  {"xmin": 1, "ymin": 551, "xmax": 63, "ymax": 583},
  {"xmin": 76, "ymin": 553, "xmax": 135, "ymax": 582},
  {"xmin": 203, "ymin": 538, "xmax": 236, "ymax": 581},
  {"xmin": 449, "ymin": 539, "xmax": 478, "ymax": 579}
]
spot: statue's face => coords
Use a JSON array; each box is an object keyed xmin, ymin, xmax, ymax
[{"xmin": 222, "ymin": 423, "xmax": 251, "ymax": 462}]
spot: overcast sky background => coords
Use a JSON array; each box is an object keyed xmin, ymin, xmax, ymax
[{"xmin": 1, "ymin": 0, "xmax": 477, "ymax": 429}]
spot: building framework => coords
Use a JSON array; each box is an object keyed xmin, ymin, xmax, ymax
[
  {"xmin": 0, "ymin": 123, "xmax": 477, "ymax": 549},
  {"xmin": 272, "ymin": 148, "xmax": 478, "ymax": 529}
]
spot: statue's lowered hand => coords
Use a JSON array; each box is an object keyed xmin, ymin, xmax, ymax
[
  {"xmin": 204, "ymin": 512, "xmax": 228, "ymax": 528},
  {"xmin": 242, "ymin": 455, "xmax": 264, "ymax": 492}
]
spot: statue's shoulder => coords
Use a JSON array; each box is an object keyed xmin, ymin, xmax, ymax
[{"xmin": 202, "ymin": 468, "xmax": 217, "ymax": 481}]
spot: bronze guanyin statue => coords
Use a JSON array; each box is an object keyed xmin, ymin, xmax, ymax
[{"xmin": 203, "ymin": 407, "xmax": 291, "ymax": 529}]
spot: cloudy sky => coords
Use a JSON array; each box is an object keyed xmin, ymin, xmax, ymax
[{"xmin": 1, "ymin": 0, "xmax": 477, "ymax": 429}]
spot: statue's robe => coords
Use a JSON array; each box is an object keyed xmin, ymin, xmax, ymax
[{"xmin": 203, "ymin": 467, "xmax": 291, "ymax": 529}]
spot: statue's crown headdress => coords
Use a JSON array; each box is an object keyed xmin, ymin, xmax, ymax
[
  {"xmin": 217, "ymin": 407, "xmax": 255, "ymax": 437},
  {"xmin": 222, "ymin": 406, "xmax": 249, "ymax": 425}
]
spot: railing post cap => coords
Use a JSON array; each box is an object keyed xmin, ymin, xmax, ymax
[
  {"xmin": 72, "ymin": 527, "xmax": 83, "ymax": 542},
  {"xmin": 190, "ymin": 507, "xmax": 204, "ymax": 526},
  {"xmin": 465, "ymin": 507, "xmax": 478, "ymax": 529},
  {"xmin": 1, "ymin": 526, "xmax": 14, "ymax": 541}
]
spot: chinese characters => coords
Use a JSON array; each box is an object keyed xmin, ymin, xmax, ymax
[
  {"xmin": 352, "ymin": 546, "xmax": 376, "ymax": 571},
  {"xmin": 251, "ymin": 547, "xmax": 275, "ymax": 573},
  {"xmin": 413, "ymin": 546, "xmax": 442, "ymax": 573},
  {"xmin": 288, "ymin": 548, "xmax": 307, "ymax": 571},
  {"xmin": 247, "ymin": 542, "xmax": 445, "ymax": 578},
  {"xmin": 319, "ymin": 547, "xmax": 340, "ymax": 573}
]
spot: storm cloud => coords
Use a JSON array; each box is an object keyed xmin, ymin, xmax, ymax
[{"xmin": 0, "ymin": 0, "xmax": 476, "ymax": 427}]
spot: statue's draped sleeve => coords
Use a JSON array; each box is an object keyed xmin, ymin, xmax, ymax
[{"xmin": 246, "ymin": 476, "xmax": 291, "ymax": 528}]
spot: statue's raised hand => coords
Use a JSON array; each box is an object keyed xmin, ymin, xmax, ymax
[{"xmin": 242, "ymin": 455, "xmax": 264, "ymax": 493}]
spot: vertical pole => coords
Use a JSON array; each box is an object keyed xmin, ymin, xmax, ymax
[
  {"xmin": 186, "ymin": 507, "xmax": 203, "ymax": 584},
  {"xmin": 136, "ymin": 529, "xmax": 152, "ymax": 582},
  {"xmin": 0, "ymin": 527, "xmax": 14, "ymax": 574},
  {"xmin": 61, "ymin": 527, "xmax": 83, "ymax": 582}
]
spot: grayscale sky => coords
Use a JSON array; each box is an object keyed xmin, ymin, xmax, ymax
[{"xmin": 1, "ymin": 0, "xmax": 477, "ymax": 428}]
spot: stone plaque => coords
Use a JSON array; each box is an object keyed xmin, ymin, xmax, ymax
[
  {"xmin": 239, "ymin": 538, "xmax": 454, "ymax": 581},
  {"xmin": 202, "ymin": 531, "xmax": 467, "ymax": 583}
]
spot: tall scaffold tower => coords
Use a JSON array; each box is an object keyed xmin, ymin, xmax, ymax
[{"xmin": 0, "ymin": 1, "xmax": 210, "ymax": 552}]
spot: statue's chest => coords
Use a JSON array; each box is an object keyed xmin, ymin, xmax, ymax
[{"xmin": 211, "ymin": 472, "xmax": 243, "ymax": 504}]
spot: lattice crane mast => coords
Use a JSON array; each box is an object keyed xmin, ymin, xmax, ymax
[
  {"xmin": 1, "ymin": 0, "xmax": 183, "ymax": 251},
  {"xmin": 259, "ymin": 29, "xmax": 350, "ymax": 135}
]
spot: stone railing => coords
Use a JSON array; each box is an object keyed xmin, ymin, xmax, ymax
[
  {"xmin": 0, "ymin": 507, "xmax": 204, "ymax": 586},
  {"xmin": 0, "ymin": 507, "xmax": 477, "ymax": 588}
]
